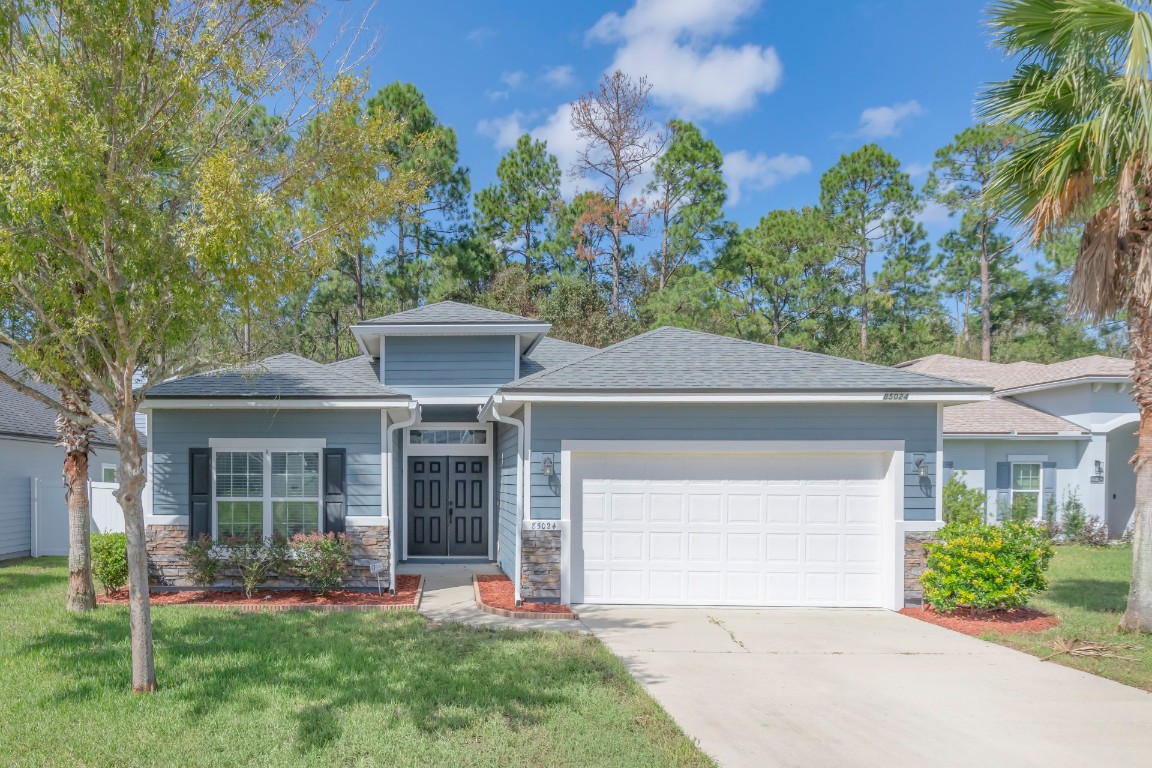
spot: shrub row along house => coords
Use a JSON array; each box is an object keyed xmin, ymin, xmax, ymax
[
  {"xmin": 140, "ymin": 301, "xmax": 992, "ymax": 608},
  {"xmin": 897, "ymin": 354, "xmax": 1136, "ymax": 536}
]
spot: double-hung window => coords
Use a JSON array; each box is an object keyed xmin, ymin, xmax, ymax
[
  {"xmin": 212, "ymin": 441, "xmax": 324, "ymax": 540},
  {"xmin": 1010, "ymin": 462, "xmax": 1042, "ymax": 518}
]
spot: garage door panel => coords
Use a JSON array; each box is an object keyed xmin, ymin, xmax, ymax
[{"xmin": 578, "ymin": 451, "xmax": 887, "ymax": 607}]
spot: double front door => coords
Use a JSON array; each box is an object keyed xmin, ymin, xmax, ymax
[{"xmin": 408, "ymin": 456, "xmax": 488, "ymax": 556}]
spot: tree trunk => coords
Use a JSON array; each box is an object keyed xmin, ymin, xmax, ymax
[
  {"xmin": 354, "ymin": 250, "xmax": 365, "ymax": 322},
  {"xmin": 112, "ymin": 404, "xmax": 157, "ymax": 691},
  {"xmin": 58, "ymin": 387, "xmax": 95, "ymax": 612},
  {"xmin": 980, "ymin": 224, "xmax": 992, "ymax": 362},
  {"xmin": 859, "ymin": 251, "xmax": 869, "ymax": 354},
  {"xmin": 1121, "ymin": 297, "xmax": 1152, "ymax": 634},
  {"xmin": 659, "ymin": 205, "xmax": 669, "ymax": 290}
]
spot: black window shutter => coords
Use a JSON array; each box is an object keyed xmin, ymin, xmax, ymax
[
  {"xmin": 323, "ymin": 448, "xmax": 347, "ymax": 533},
  {"xmin": 189, "ymin": 447, "xmax": 212, "ymax": 540}
]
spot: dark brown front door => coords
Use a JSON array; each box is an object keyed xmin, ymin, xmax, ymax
[{"xmin": 408, "ymin": 456, "xmax": 487, "ymax": 557}]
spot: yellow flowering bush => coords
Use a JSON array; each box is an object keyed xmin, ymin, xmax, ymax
[{"xmin": 921, "ymin": 520, "xmax": 1054, "ymax": 612}]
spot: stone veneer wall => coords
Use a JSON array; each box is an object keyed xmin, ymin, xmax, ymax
[
  {"xmin": 903, "ymin": 530, "xmax": 934, "ymax": 606},
  {"xmin": 145, "ymin": 523, "xmax": 390, "ymax": 589},
  {"xmin": 520, "ymin": 529, "xmax": 561, "ymax": 601}
]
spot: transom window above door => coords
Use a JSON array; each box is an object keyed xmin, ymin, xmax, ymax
[
  {"xmin": 408, "ymin": 429, "xmax": 487, "ymax": 445},
  {"xmin": 211, "ymin": 442, "xmax": 324, "ymax": 540}
]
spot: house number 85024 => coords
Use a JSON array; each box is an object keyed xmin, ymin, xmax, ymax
[
  {"xmin": 528, "ymin": 521, "xmax": 560, "ymax": 531},
  {"xmin": 882, "ymin": 392, "xmax": 909, "ymax": 401}
]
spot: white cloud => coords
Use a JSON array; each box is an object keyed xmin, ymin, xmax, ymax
[
  {"xmin": 857, "ymin": 100, "xmax": 923, "ymax": 139},
  {"xmin": 917, "ymin": 201, "xmax": 955, "ymax": 227},
  {"xmin": 501, "ymin": 70, "xmax": 526, "ymax": 89},
  {"xmin": 904, "ymin": 162, "xmax": 931, "ymax": 178},
  {"xmin": 542, "ymin": 64, "xmax": 576, "ymax": 89},
  {"xmin": 587, "ymin": 0, "xmax": 781, "ymax": 120},
  {"xmin": 477, "ymin": 112, "xmax": 529, "ymax": 150},
  {"xmin": 486, "ymin": 90, "xmax": 510, "ymax": 102},
  {"xmin": 466, "ymin": 26, "xmax": 496, "ymax": 45},
  {"xmin": 723, "ymin": 150, "xmax": 811, "ymax": 205}
]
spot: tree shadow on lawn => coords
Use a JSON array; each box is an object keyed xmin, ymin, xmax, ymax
[
  {"xmin": 0, "ymin": 558, "xmax": 70, "ymax": 597},
  {"xmin": 23, "ymin": 607, "xmax": 607, "ymax": 753},
  {"xmin": 1042, "ymin": 578, "xmax": 1129, "ymax": 614}
]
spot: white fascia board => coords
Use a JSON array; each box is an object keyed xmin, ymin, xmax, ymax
[
  {"xmin": 995, "ymin": 376, "xmax": 1130, "ymax": 397},
  {"xmin": 560, "ymin": 439, "xmax": 906, "ymax": 454},
  {"xmin": 413, "ymin": 396, "xmax": 488, "ymax": 405},
  {"xmin": 496, "ymin": 391, "xmax": 989, "ymax": 404},
  {"xmin": 142, "ymin": 399, "xmax": 411, "ymax": 410},
  {"xmin": 944, "ymin": 432, "xmax": 1089, "ymax": 441}
]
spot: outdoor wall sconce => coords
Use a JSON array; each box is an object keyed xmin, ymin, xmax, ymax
[
  {"xmin": 542, "ymin": 455, "xmax": 554, "ymax": 477},
  {"xmin": 914, "ymin": 454, "xmax": 927, "ymax": 477}
]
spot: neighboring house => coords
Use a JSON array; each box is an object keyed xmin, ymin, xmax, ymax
[
  {"xmin": 141, "ymin": 301, "xmax": 987, "ymax": 608},
  {"xmin": 0, "ymin": 346, "xmax": 120, "ymax": 559},
  {"xmin": 896, "ymin": 354, "xmax": 1136, "ymax": 536}
]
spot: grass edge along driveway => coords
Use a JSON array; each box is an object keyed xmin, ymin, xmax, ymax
[
  {"xmin": 0, "ymin": 558, "xmax": 714, "ymax": 768},
  {"xmin": 982, "ymin": 544, "xmax": 1152, "ymax": 692}
]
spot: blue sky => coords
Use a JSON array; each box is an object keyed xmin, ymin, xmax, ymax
[{"xmin": 318, "ymin": 0, "xmax": 1012, "ymax": 244}]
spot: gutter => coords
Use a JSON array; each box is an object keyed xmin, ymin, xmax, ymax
[
  {"xmin": 385, "ymin": 402, "xmax": 420, "ymax": 593},
  {"xmin": 486, "ymin": 395, "xmax": 525, "ymax": 606}
]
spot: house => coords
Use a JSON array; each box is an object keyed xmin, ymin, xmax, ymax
[
  {"xmin": 896, "ymin": 354, "xmax": 1136, "ymax": 535},
  {"xmin": 0, "ymin": 346, "xmax": 121, "ymax": 559},
  {"xmin": 141, "ymin": 301, "xmax": 987, "ymax": 608}
]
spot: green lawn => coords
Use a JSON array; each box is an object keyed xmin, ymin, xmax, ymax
[
  {"xmin": 0, "ymin": 558, "xmax": 712, "ymax": 768},
  {"xmin": 983, "ymin": 544, "xmax": 1152, "ymax": 691}
]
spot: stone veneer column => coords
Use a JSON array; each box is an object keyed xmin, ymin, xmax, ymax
[
  {"xmin": 520, "ymin": 529, "xmax": 561, "ymax": 600},
  {"xmin": 903, "ymin": 530, "xmax": 934, "ymax": 606},
  {"xmin": 144, "ymin": 523, "xmax": 390, "ymax": 590}
]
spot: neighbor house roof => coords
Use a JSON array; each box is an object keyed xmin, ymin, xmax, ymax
[
  {"xmin": 501, "ymin": 327, "xmax": 988, "ymax": 393},
  {"xmin": 358, "ymin": 301, "xmax": 544, "ymax": 326},
  {"xmin": 0, "ymin": 346, "xmax": 115, "ymax": 445},
  {"xmin": 146, "ymin": 354, "xmax": 408, "ymax": 400},
  {"xmin": 942, "ymin": 398, "xmax": 1088, "ymax": 436},
  {"xmin": 897, "ymin": 353, "xmax": 1131, "ymax": 392}
]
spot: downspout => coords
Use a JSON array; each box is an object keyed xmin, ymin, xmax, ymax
[
  {"xmin": 386, "ymin": 402, "xmax": 419, "ymax": 594},
  {"xmin": 488, "ymin": 395, "xmax": 525, "ymax": 606}
]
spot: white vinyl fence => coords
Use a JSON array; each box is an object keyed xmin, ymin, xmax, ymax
[{"xmin": 30, "ymin": 478, "xmax": 123, "ymax": 557}]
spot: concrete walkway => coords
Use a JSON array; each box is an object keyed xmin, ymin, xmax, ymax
[
  {"xmin": 399, "ymin": 563, "xmax": 586, "ymax": 632},
  {"xmin": 579, "ymin": 605, "xmax": 1152, "ymax": 768}
]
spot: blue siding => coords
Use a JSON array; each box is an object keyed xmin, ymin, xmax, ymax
[
  {"xmin": 151, "ymin": 409, "xmax": 382, "ymax": 517},
  {"xmin": 528, "ymin": 402, "xmax": 938, "ymax": 522},
  {"xmin": 494, "ymin": 420, "xmax": 519, "ymax": 577},
  {"xmin": 383, "ymin": 336, "xmax": 516, "ymax": 396},
  {"xmin": 0, "ymin": 435, "xmax": 116, "ymax": 558}
]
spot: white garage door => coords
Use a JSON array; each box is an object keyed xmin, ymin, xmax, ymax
[{"xmin": 574, "ymin": 450, "xmax": 889, "ymax": 607}]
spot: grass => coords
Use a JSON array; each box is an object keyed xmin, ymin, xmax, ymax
[
  {"xmin": 0, "ymin": 558, "xmax": 712, "ymax": 768},
  {"xmin": 982, "ymin": 544, "xmax": 1152, "ymax": 691}
]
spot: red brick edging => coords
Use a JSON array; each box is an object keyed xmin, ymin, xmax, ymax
[
  {"xmin": 124, "ymin": 576, "xmax": 423, "ymax": 613},
  {"xmin": 472, "ymin": 575, "xmax": 578, "ymax": 620}
]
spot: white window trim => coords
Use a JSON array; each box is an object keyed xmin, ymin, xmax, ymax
[
  {"xmin": 1009, "ymin": 461, "xmax": 1043, "ymax": 519},
  {"xmin": 209, "ymin": 439, "xmax": 326, "ymax": 539},
  {"xmin": 100, "ymin": 463, "xmax": 118, "ymax": 484}
]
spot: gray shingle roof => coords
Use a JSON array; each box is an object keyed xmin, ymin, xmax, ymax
[
  {"xmin": 359, "ymin": 301, "xmax": 544, "ymax": 326},
  {"xmin": 146, "ymin": 354, "xmax": 407, "ymax": 400},
  {"xmin": 519, "ymin": 337, "xmax": 598, "ymax": 377},
  {"xmin": 501, "ymin": 327, "xmax": 988, "ymax": 393},
  {"xmin": 0, "ymin": 346, "xmax": 115, "ymax": 445},
  {"xmin": 898, "ymin": 353, "xmax": 1132, "ymax": 392},
  {"xmin": 943, "ymin": 399, "xmax": 1087, "ymax": 435},
  {"xmin": 325, "ymin": 356, "xmax": 381, "ymax": 385}
]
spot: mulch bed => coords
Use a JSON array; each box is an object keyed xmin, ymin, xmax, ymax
[
  {"xmin": 900, "ymin": 605, "xmax": 1060, "ymax": 636},
  {"xmin": 474, "ymin": 574, "xmax": 577, "ymax": 619},
  {"xmin": 96, "ymin": 574, "xmax": 423, "ymax": 611}
]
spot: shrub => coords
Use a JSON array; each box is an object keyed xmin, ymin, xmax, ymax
[
  {"xmin": 224, "ymin": 536, "xmax": 288, "ymax": 597},
  {"xmin": 289, "ymin": 532, "xmax": 353, "ymax": 594},
  {"xmin": 942, "ymin": 472, "xmax": 986, "ymax": 525},
  {"xmin": 1073, "ymin": 516, "xmax": 1110, "ymax": 546},
  {"xmin": 90, "ymin": 532, "xmax": 129, "ymax": 596},
  {"xmin": 183, "ymin": 535, "xmax": 222, "ymax": 586},
  {"xmin": 1007, "ymin": 494, "xmax": 1039, "ymax": 523},
  {"xmin": 921, "ymin": 519, "xmax": 1054, "ymax": 612},
  {"xmin": 1060, "ymin": 488, "xmax": 1086, "ymax": 541},
  {"xmin": 1042, "ymin": 495, "xmax": 1060, "ymax": 539}
]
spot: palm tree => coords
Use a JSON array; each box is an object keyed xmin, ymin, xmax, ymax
[{"xmin": 980, "ymin": 0, "xmax": 1152, "ymax": 632}]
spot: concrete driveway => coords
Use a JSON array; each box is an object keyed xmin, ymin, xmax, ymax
[{"xmin": 578, "ymin": 606, "xmax": 1152, "ymax": 768}]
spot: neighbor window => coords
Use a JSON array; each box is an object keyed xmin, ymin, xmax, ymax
[
  {"xmin": 409, "ymin": 429, "xmax": 486, "ymax": 445},
  {"xmin": 215, "ymin": 449, "xmax": 321, "ymax": 539},
  {"xmin": 101, "ymin": 464, "xmax": 117, "ymax": 483},
  {"xmin": 1010, "ymin": 463, "xmax": 1041, "ymax": 518}
]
